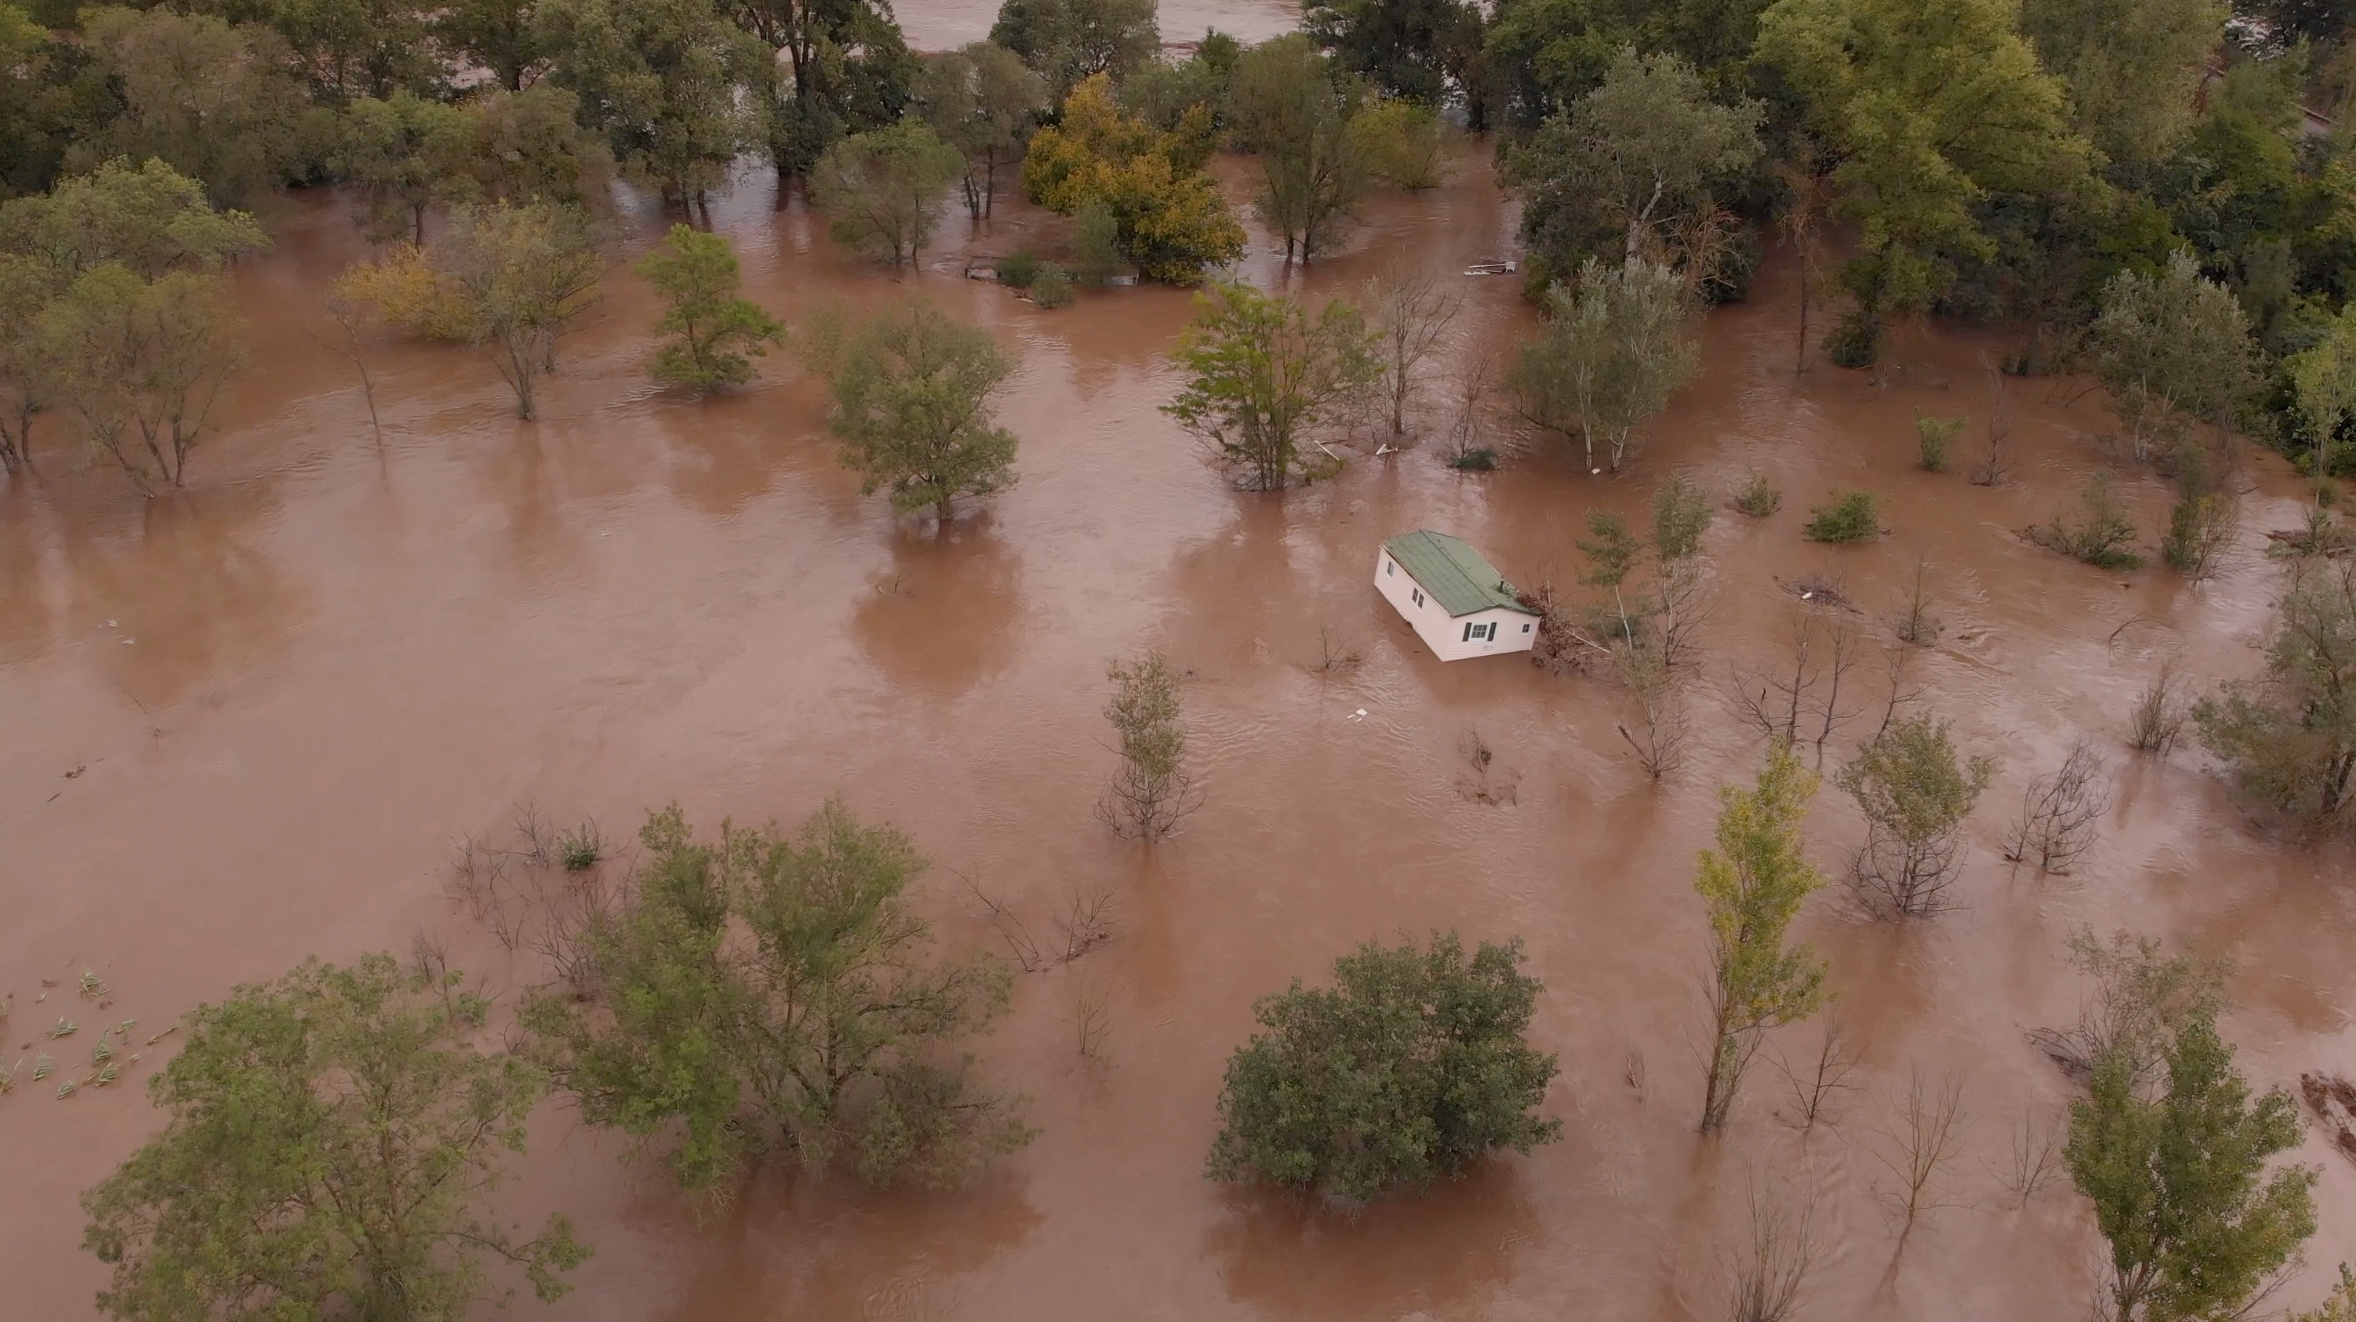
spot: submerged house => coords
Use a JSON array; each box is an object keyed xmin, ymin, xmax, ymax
[{"xmin": 1375, "ymin": 530, "xmax": 1541, "ymax": 662}]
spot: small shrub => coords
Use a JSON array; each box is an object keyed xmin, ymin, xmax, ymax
[
  {"xmin": 1916, "ymin": 414, "xmax": 1966, "ymax": 473},
  {"xmin": 1823, "ymin": 313, "xmax": 1877, "ymax": 369},
  {"xmin": 1030, "ymin": 266, "xmax": 1074, "ymax": 308},
  {"xmin": 1803, "ymin": 491, "xmax": 1881, "ymax": 543},
  {"xmin": 2160, "ymin": 493, "xmax": 2238, "ymax": 579},
  {"xmin": 2127, "ymin": 661, "xmax": 2189, "ymax": 756},
  {"xmin": 1071, "ymin": 200, "xmax": 1123, "ymax": 286},
  {"xmin": 554, "ymin": 823, "xmax": 605, "ymax": 873},
  {"xmin": 995, "ymin": 250, "xmax": 1041, "ymax": 289},
  {"xmin": 1448, "ymin": 447, "xmax": 1498, "ymax": 471},
  {"xmin": 2033, "ymin": 472, "xmax": 2143, "ymax": 570},
  {"xmin": 1734, "ymin": 470, "xmax": 1782, "ymax": 517}
]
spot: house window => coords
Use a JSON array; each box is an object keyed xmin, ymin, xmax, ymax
[
  {"xmin": 1384, "ymin": 560, "xmax": 1394, "ymax": 576},
  {"xmin": 1411, "ymin": 588, "xmax": 1424, "ymax": 607},
  {"xmin": 1522, "ymin": 622, "xmax": 1532, "ymax": 633},
  {"xmin": 1463, "ymin": 622, "xmax": 1492, "ymax": 642}
]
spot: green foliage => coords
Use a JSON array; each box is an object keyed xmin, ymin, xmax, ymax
[
  {"xmin": 539, "ymin": 0, "xmax": 765, "ymax": 206},
  {"xmin": 2067, "ymin": 1014, "xmax": 2318, "ymax": 1322},
  {"xmin": 2019, "ymin": 0, "xmax": 2225, "ymax": 170},
  {"xmin": 1029, "ymin": 264, "xmax": 1074, "ymax": 307},
  {"xmin": 1099, "ymin": 649, "xmax": 1196, "ymax": 839},
  {"xmin": 814, "ymin": 299, "xmax": 1019, "ymax": 520},
  {"xmin": 1576, "ymin": 509, "xmax": 1642, "ymax": 589},
  {"xmin": 1914, "ymin": 413, "xmax": 1964, "ymax": 472},
  {"xmin": 1696, "ymin": 745, "xmax": 1829, "ymax": 1130},
  {"xmin": 918, "ymin": 42, "xmax": 1047, "ymax": 221},
  {"xmin": 1448, "ymin": 446, "xmax": 1498, "ymax": 470},
  {"xmin": 1502, "ymin": 48, "xmax": 1761, "ymax": 278},
  {"xmin": 2294, "ymin": 1267, "xmax": 2356, "ymax": 1322},
  {"xmin": 438, "ymin": 0, "xmax": 546, "ymax": 93},
  {"xmin": 1228, "ymin": 35, "xmax": 1384, "ymax": 264},
  {"xmin": 0, "ymin": 157, "xmax": 268, "ymax": 281},
  {"xmin": 1734, "ymin": 469, "xmax": 1782, "ymax": 517},
  {"xmin": 637, "ymin": 225, "xmax": 783, "ymax": 392},
  {"xmin": 1510, "ymin": 257, "xmax": 1699, "ymax": 472},
  {"xmin": 2093, "ymin": 252, "xmax": 2260, "ymax": 463},
  {"xmin": 82, "ymin": 954, "xmax": 588, "ymax": 1321},
  {"xmin": 1800, "ymin": 489, "xmax": 1879, "ymax": 542},
  {"xmin": 1756, "ymin": 0, "xmax": 2089, "ymax": 352},
  {"xmin": 2194, "ymin": 558, "xmax": 2356, "ymax": 827},
  {"xmin": 2033, "ymin": 471, "xmax": 2144, "ymax": 570},
  {"xmin": 2159, "ymin": 491, "xmax": 2238, "ymax": 579},
  {"xmin": 811, "ymin": 119, "xmax": 965, "ymax": 268},
  {"xmin": 334, "ymin": 91, "xmax": 476, "ymax": 244},
  {"xmin": 1651, "ymin": 472, "xmax": 1713, "ymax": 561},
  {"xmin": 39, "ymin": 263, "xmax": 246, "ymax": 492},
  {"xmin": 1353, "ymin": 98, "xmax": 1447, "ymax": 190},
  {"xmin": 1205, "ymin": 933, "xmax": 1562, "ymax": 1202},
  {"xmin": 1305, "ymin": 0, "xmax": 1483, "ymax": 104},
  {"xmin": 1838, "ymin": 715, "xmax": 1995, "ymax": 917},
  {"xmin": 1070, "ymin": 197, "xmax": 1123, "ymax": 284},
  {"xmin": 466, "ymin": 84, "xmax": 615, "ymax": 210},
  {"xmin": 1024, "ymin": 74, "xmax": 1245, "ymax": 283},
  {"xmin": 524, "ymin": 803, "xmax": 1033, "ymax": 1191},
  {"xmin": 995, "ymin": 249, "xmax": 1042, "ymax": 287},
  {"xmin": 69, "ymin": 7, "xmax": 310, "ymax": 211},
  {"xmin": 2289, "ymin": 301, "xmax": 2356, "ymax": 484},
  {"xmin": 991, "ymin": 0, "xmax": 1160, "ymax": 99},
  {"xmin": 1163, "ymin": 280, "xmax": 1380, "ymax": 491}
]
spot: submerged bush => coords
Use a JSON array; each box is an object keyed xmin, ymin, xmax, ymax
[
  {"xmin": 1802, "ymin": 490, "xmax": 1881, "ymax": 543},
  {"xmin": 2033, "ymin": 472, "xmax": 2143, "ymax": 570},
  {"xmin": 1030, "ymin": 265, "xmax": 1074, "ymax": 308},
  {"xmin": 995, "ymin": 250, "xmax": 1042, "ymax": 288}
]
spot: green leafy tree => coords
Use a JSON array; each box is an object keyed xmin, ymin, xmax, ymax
[
  {"xmin": 1305, "ymin": 0, "xmax": 1483, "ymax": 103},
  {"xmin": 525, "ymin": 803, "xmax": 1033, "ymax": 1190},
  {"xmin": 1755, "ymin": 0, "xmax": 2090, "ymax": 363},
  {"xmin": 466, "ymin": 84, "xmax": 615, "ymax": 209},
  {"xmin": 992, "ymin": 0, "xmax": 1159, "ymax": 99},
  {"xmin": 918, "ymin": 42, "xmax": 1048, "ymax": 222},
  {"xmin": 2194, "ymin": 558, "xmax": 2356, "ymax": 828},
  {"xmin": 336, "ymin": 91, "xmax": 478, "ymax": 244},
  {"xmin": 638, "ymin": 224, "xmax": 783, "ymax": 391},
  {"xmin": 2019, "ymin": 0, "xmax": 2225, "ymax": 170},
  {"xmin": 41, "ymin": 264, "xmax": 246, "ymax": 492},
  {"xmin": 2287, "ymin": 301, "xmax": 2356, "ymax": 484},
  {"xmin": 335, "ymin": 201, "xmax": 603, "ymax": 419},
  {"xmin": 1163, "ymin": 281, "xmax": 1380, "ymax": 491},
  {"xmin": 1697, "ymin": 745, "xmax": 1830, "ymax": 1131},
  {"xmin": 810, "ymin": 120, "xmax": 965, "ymax": 268},
  {"xmin": 70, "ymin": 7, "xmax": 310, "ymax": 211},
  {"xmin": 0, "ymin": 157, "xmax": 269, "ymax": 281},
  {"xmin": 1024, "ymin": 74, "xmax": 1244, "ymax": 282},
  {"xmin": 1503, "ymin": 47, "xmax": 1760, "ymax": 277},
  {"xmin": 1510, "ymin": 257, "xmax": 1699, "ymax": 473},
  {"xmin": 439, "ymin": 0, "xmax": 545, "ymax": 91},
  {"xmin": 0, "ymin": 254, "xmax": 54, "ymax": 475},
  {"xmin": 2092, "ymin": 251, "xmax": 2260, "ymax": 463},
  {"xmin": 2067, "ymin": 1014, "xmax": 2318, "ymax": 1322},
  {"xmin": 1837, "ymin": 715, "xmax": 1995, "ymax": 918},
  {"xmin": 82, "ymin": 954, "xmax": 588, "ymax": 1322},
  {"xmin": 0, "ymin": 2, "xmax": 69, "ymax": 200},
  {"xmin": 178, "ymin": 0, "xmax": 441, "ymax": 100},
  {"xmin": 813, "ymin": 299, "xmax": 1018, "ymax": 521},
  {"xmin": 1229, "ymin": 35, "xmax": 1379, "ymax": 265},
  {"xmin": 1206, "ymin": 933, "xmax": 1562, "ymax": 1202},
  {"xmin": 1071, "ymin": 197, "xmax": 1123, "ymax": 283},
  {"xmin": 539, "ymin": 0, "xmax": 764, "ymax": 209},
  {"xmin": 728, "ymin": 0, "xmax": 919, "ymax": 179}
]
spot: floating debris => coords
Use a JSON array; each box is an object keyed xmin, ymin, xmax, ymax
[
  {"xmin": 1463, "ymin": 260, "xmax": 1518, "ymax": 276},
  {"xmin": 91, "ymin": 1038, "xmax": 113, "ymax": 1066},
  {"xmin": 46, "ymin": 1017, "xmax": 76, "ymax": 1039},
  {"xmin": 90, "ymin": 1062, "xmax": 120, "ymax": 1088},
  {"xmin": 145, "ymin": 1024, "xmax": 179, "ymax": 1046},
  {"xmin": 32, "ymin": 1055, "xmax": 54, "ymax": 1081},
  {"xmin": 55, "ymin": 1078, "xmax": 77, "ymax": 1099},
  {"xmin": 116, "ymin": 1019, "xmax": 136, "ymax": 1035},
  {"xmin": 79, "ymin": 970, "xmax": 109, "ymax": 1000}
]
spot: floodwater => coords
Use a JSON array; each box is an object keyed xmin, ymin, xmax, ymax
[{"xmin": 6, "ymin": 131, "xmax": 2356, "ymax": 1322}]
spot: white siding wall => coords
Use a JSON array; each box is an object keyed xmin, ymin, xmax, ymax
[{"xmin": 1374, "ymin": 550, "xmax": 1539, "ymax": 662}]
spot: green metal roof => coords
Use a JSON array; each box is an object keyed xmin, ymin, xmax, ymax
[{"xmin": 1383, "ymin": 530, "xmax": 1539, "ymax": 618}]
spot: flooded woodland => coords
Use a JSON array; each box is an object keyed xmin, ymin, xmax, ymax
[{"xmin": 6, "ymin": 6, "xmax": 2356, "ymax": 1321}]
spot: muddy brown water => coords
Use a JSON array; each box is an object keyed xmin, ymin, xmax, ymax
[{"xmin": 5, "ymin": 135, "xmax": 2356, "ymax": 1321}]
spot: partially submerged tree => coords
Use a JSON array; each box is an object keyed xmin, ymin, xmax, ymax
[
  {"xmin": 41, "ymin": 265, "xmax": 246, "ymax": 493},
  {"xmin": 1230, "ymin": 35, "xmax": 1373, "ymax": 265},
  {"xmin": 1023, "ymin": 75, "xmax": 1245, "ymax": 283},
  {"xmin": 993, "ymin": 0, "xmax": 1160, "ymax": 99},
  {"xmin": 1511, "ymin": 257, "xmax": 1699, "ymax": 473},
  {"xmin": 1696, "ymin": 744, "xmax": 1831, "ymax": 1132},
  {"xmin": 637, "ymin": 225, "xmax": 784, "ymax": 392},
  {"xmin": 539, "ymin": 0, "xmax": 765, "ymax": 210},
  {"xmin": 1503, "ymin": 47, "xmax": 1762, "ymax": 276},
  {"xmin": 1098, "ymin": 650, "xmax": 1199, "ymax": 841},
  {"xmin": 70, "ymin": 7, "xmax": 308, "ymax": 212},
  {"xmin": 2031, "ymin": 928, "xmax": 2228, "ymax": 1090},
  {"xmin": 525, "ymin": 803, "xmax": 1034, "ymax": 1191},
  {"xmin": 812, "ymin": 299, "xmax": 1019, "ymax": 521},
  {"xmin": 335, "ymin": 202, "xmax": 604, "ymax": 421},
  {"xmin": 811, "ymin": 120, "xmax": 966, "ymax": 268},
  {"xmin": 1164, "ymin": 281, "xmax": 1379, "ymax": 490},
  {"xmin": 2020, "ymin": 0, "xmax": 2225, "ymax": 171},
  {"xmin": 1206, "ymin": 933, "xmax": 1561, "ymax": 1202},
  {"xmin": 2092, "ymin": 252, "xmax": 2261, "ymax": 463},
  {"xmin": 83, "ymin": 954, "xmax": 588, "ymax": 1321},
  {"xmin": 1364, "ymin": 263, "xmax": 1459, "ymax": 436},
  {"xmin": 1838, "ymin": 716, "xmax": 1994, "ymax": 918},
  {"xmin": 2068, "ymin": 1014, "xmax": 2318, "ymax": 1322},
  {"xmin": 918, "ymin": 42, "xmax": 1048, "ymax": 222},
  {"xmin": 335, "ymin": 91, "xmax": 478, "ymax": 245},
  {"xmin": 2194, "ymin": 558, "xmax": 2356, "ymax": 829}
]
